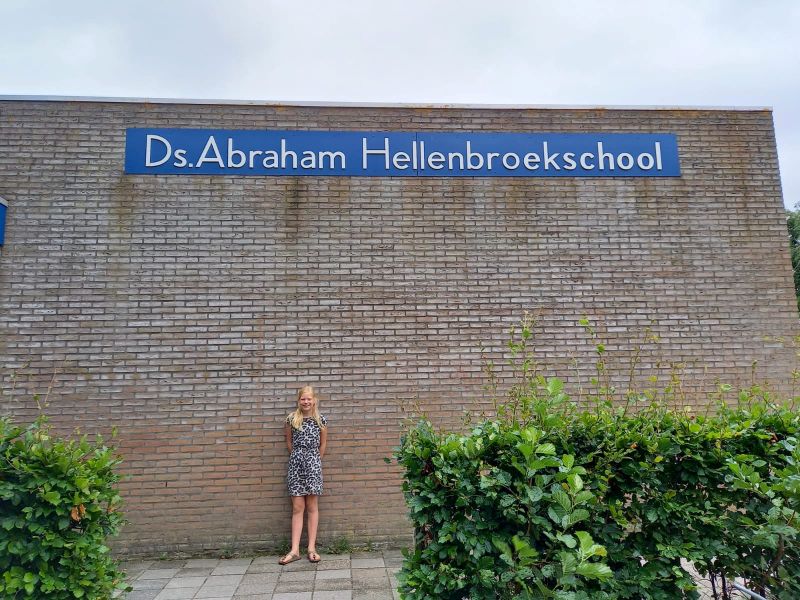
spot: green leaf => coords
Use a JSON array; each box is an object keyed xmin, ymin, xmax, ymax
[
  {"xmin": 561, "ymin": 454, "xmax": 575, "ymax": 470},
  {"xmin": 567, "ymin": 473, "xmax": 583, "ymax": 492},
  {"xmin": 552, "ymin": 487, "xmax": 572, "ymax": 512},
  {"xmin": 546, "ymin": 378, "xmax": 564, "ymax": 395},
  {"xmin": 43, "ymin": 491, "xmax": 61, "ymax": 505},
  {"xmin": 560, "ymin": 552, "xmax": 578, "ymax": 575},
  {"xmin": 565, "ymin": 509, "xmax": 590, "ymax": 528},
  {"xmin": 526, "ymin": 486, "xmax": 544, "ymax": 504},
  {"xmin": 575, "ymin": 562, "xmax": 613, "ymax": 580},
  {"xmin": 557, "ymin": 533, "xmax": 577, "ymax": 549},
  {"xmin": 548, "ymin": 505, "xmax": 568, "ymax": 526},
  {"xmin": 575, "ymin": 531, "xmax": 593, "ymax": 551},
  {"xmin": 535, "ymin": 443, "xmax": 556, "ymax": 456},
  {"xmin": 518, "ymin": 442, "xmax": 534, "ymax": 461}
]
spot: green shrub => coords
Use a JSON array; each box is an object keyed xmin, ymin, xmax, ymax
[
  {"xmin": 0, "ymin": 416, "xmax": 127, "ymax": 599},
  {"xmin": 394, "ymin": 320, "xmax": 800, "ymax": 600}
]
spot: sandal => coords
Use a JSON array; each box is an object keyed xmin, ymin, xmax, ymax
[
  {"xmin": 307, "ymin": 550, "xmax": 321, "ymax": 563},
  {"xmin": 279, "ymin": 552, "xmax": 301, "ymax": 565}
]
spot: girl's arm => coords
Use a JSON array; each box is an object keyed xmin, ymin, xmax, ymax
[
  {"xmin": 319, "ymin": 427, "xmax": 327, "ymax": 459},
  {"xmin": 285, "ymin": 421, "xmax": 293, "ymax": 453}
]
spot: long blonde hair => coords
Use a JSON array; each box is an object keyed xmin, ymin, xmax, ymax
[{"xmin": 288, "ymin": 385, "xmax": 326, "ymax": 430}]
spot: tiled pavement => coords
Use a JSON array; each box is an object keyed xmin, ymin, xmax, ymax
[
  {"xmin": 121, "ymin": 550, "xmax": 726, "ymax": 600},
  {"xmin": 120, "ymin": 550, "xmax": 401, "ymax": 600}
]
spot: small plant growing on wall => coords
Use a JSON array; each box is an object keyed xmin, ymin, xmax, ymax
[{"xmin": 0, "ymin": 415, "xmax": 128, "ymax": 599}]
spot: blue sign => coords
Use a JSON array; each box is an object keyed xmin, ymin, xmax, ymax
[
  {"xmin": 0, "ymin": 198, "xmax": 6, "ymax": 246},
  {"xmin": 125, "ymin": 129, "xmax": 680, "ymax": 177}
]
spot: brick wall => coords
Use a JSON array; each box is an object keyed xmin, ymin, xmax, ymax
[{"xmin": 0, "ymin": 99, "xmax": 797, "ymax": 555}]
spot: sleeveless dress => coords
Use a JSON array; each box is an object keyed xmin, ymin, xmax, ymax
[{"xmin": 286, "ymin": 414, "xmax": 327, "ymax": 496}]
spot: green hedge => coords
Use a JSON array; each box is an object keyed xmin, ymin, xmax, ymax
[
  {"xmin": 394, "ymin": 327, "xmax": 800, "ymax": 599},
  {"xmin": 396, "ymin": 398, "xmax": 799, "ymax": 599},
  {"xmin": 0, "ymin": 416, "xmax": 127, "ymax": 599}
]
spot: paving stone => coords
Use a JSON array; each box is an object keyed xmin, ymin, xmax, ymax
[
  {"xmin": 240, "ymin": 572, "xmax": 280, "ymax": 585},
  {"xmin": 206, "ymin": 574, "xmax": 245, "ymax": 587},
  {"xmin": 316, "ymin": 559, "xmax": 350, "ymax": 570},
  {"xmin": 178, "ymin": 567, "xmax": 214, "ymax": 576},
  {"xmin": 280, "ymin": 569, "xmax": 316, "ymax": 583},
  {"xmin": 272, "ymin": 593, "xmax": 313, "ymax": 600},
  {"xmin": 221, "ymin": 558, "xmax": 256, "ymax": 567},
  {"xmin": 154, "ymin": 588, "xmax": 200, "ymax": 600},
  {"xmin": 232, "ymin": 594, "xmax": 272, "ymax": 600},
  {"xmin": 315, "ymin": 569, "xmax": 350, "ymax": 580},
  {"xmin": 248, "ymin": 561, "xmax": 283, "ymax": 573},
  {"xmin": 351, "ymin": 575, "xmax": 391, "ymax": 592},
  {"xmin": 150, "ymin": 561, "xmax": 187, "ymax": 569},
  {"xmin": 125, "ymin": 591, "xmax": 161, "ymax": 600},
  {"xmin": 351, "ymin": 568, "xmax": 387, "ymax": 580},
  {"xmin": 212, "ymin": 562, "xmax": 251, "ymax": 575},
  {"xmin": 352, "ymin": 591, "xmax": 395, "ymax": 600},
  {"xmin": 313, "ymin": 578, "xmax": 352, "ymax": 592},
  {"xmin": 165, "ymin": 576, "xmax": 207, "ymax": 588},
  {"xmin": 317, "ymin": 553, "xmax": 348, "ymax": 562},
  {"xmin": 121, "ymin": 560, "xmax": 155, "ymax": 576},
  {"xmin": 351, "ymin": 574, "xmax": 390, "ymax": 590},
  {"xmin": 320, "ymin": 554, "xmax": 350, "ymax": 561},
  {"xmin": 195, "ymin": 585, "xmax": 238, "ymax": 599},
  {"xmin": 140, "ymin": 569, "xmax": 181, "ymax": 580},
  {"xmin": 132, "ymin": 579, "xmax": 170, "ymax": 591},
  {"xmin": 186, "ymin": 559, "xmax": 222, "ymax": 568},
  {"xmin": 235, "ymin": 581, "xmax": 277, "ymax": 595},
  {"xmin": 350, "ymin": 559, "xmax": 384, "ymax": 569},
  {"xmin": 313, "ymin": 591, "xmax": 352, "ymax": 600},
  {"xmin": 275, "ymin": 579, "xmax": 316, "ymax": 593}
]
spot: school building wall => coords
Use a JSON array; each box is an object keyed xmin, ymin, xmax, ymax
[{"xmin": 0, "ymin": 98, "xmax": 797, "ymax": 556}]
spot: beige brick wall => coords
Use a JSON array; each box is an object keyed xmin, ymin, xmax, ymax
[{"xmin": 0, "ymin": 99, "xmax": 797, "ymax": 555}]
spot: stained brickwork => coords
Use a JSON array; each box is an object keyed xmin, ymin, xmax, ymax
[{"xmin": 0, "ymin": 99, "xmax": 797, "ymax": 555}]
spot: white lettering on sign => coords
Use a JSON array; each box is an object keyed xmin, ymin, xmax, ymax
[
  {"xmin": 359, "ymin": 139, "xmax": 665, "ymax": 173},
  {"xmin": 363, "ymin": 137, "xmax": 390, "ymax": 170},
  {"xmin": 145, "ymin": 135, "xmax": 172, "ymax": 167}
]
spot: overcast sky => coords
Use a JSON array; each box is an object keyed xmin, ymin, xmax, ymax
[{"xmin": 1, "ymin": 0, "xmax": 798, "ymax": 208}]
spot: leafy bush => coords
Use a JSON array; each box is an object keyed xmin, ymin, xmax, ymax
[
  {"xmin": 394, "ymin": 319, "xmax": 800, "ymax": 600},
  {"xmin": 0, "ymin": 416, "xmax": 127, "ymax": 599}
]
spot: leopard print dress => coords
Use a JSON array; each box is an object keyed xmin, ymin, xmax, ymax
[{"xmin": 286, "ymin": 414, "xmax": 327, "ymax": 497}]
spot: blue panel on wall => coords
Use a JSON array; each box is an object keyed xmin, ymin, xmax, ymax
[
  {"xmin": 125, "ymin": 129, "xmax": 680, "ymax": 178},
  {"xmin": 0, "ymin": 198, "xmax": 6, "ymax": 246}
]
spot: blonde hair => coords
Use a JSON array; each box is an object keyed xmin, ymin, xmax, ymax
[{"xmin": 288, "ymin": 385, "xmax": 326, "ymax": 430}]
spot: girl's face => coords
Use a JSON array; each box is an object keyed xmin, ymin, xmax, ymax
[{"xmin": 298, "ymin": 390, "xmax": 315, "ymax": 414}]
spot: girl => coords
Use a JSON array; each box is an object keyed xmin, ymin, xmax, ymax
[{"xmin": 279, "ymin": 385, "xmax": 328, "ymax": 565}]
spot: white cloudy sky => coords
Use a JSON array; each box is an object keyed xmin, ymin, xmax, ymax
[{"xmin": 1, "ymin": 0, "xmax": 799, "ymax": 207}]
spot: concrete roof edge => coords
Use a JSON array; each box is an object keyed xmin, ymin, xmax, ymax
[{"xmin": 0, "ymin": 94, "xmax": 774, "ymax": 112}]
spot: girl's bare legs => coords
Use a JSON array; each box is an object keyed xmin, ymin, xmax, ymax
[
  {"xmin": 289, "ymin": 496, "xmax": 306, "ymax": 556},
  {"xmin": 305, "ymin": 495, "xmax": 319, "ymax": 555}
]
